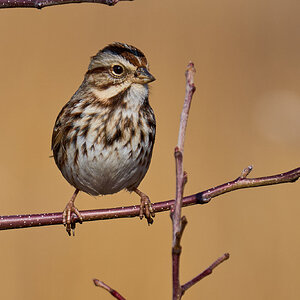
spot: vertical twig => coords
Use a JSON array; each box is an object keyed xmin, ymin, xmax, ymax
[
  {"xmin": 171, "ymin": 64, "xmax": 230, "ymax": 300},
  {"xmin": 172, "ymin": 62, "xmax": 196, "ymax": 300},
  {"xmin": 173, "ymin": 62, "xmax": 196, "ymax": 236}
]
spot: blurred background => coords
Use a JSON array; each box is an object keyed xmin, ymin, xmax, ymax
[{"xmin": 0, "ymin": 0, "xmax": 300, "ymax": 299}]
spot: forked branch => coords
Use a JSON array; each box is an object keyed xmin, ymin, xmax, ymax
[
  {"xmin": 172, "ymin": 62, "xmax": 196, "ymax": 299},
  {"xmin": 170, "ymin": 62, "xmax": 230, "ymax": 299}
]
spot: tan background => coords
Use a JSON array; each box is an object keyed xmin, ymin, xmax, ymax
[{"xmin": 0, "ymin": 0, "xmax": 300, "ymax": 299}]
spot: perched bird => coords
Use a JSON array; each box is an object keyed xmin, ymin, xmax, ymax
[{"xmin": 52, "ymin": 42, "xmax": 156, "ymax": 235}]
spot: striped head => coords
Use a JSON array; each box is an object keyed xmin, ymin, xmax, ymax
[{"xmin": 85, "ymin": 42, "xmax": 155, "ymax": 94}]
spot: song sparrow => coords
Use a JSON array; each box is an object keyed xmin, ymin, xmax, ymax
[{"xmin": 52, "ymin": 42, "xmax": 156, "ymax": 235}]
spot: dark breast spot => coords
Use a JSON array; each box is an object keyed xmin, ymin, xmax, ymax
[
  {"xmin": 63, "ymin": 137, "xmax": 71, "ymax": 149},
  {"xmin": 131, "ymin": 128, "xmax": 136, "ymax": 137},
  {"xmin": 124, "ymin": 117, "xmax": 133, "ymax": 129},
  {"xmin": 73, "ymin": 148, "xmax": 79, "ymax": 166},
  {"xmin": 81, "ymin": 142, "xmax": 88, "ymax": 156},
  {"xmin": 72, "ymin": 112, "xmax": 83, "ymax": 120},
  {"xmin": 140, "ymin": 130, "xmax": 145, "ymax": 143},
  {"xmin": 80, "ymin": 101, "xmax": 90, "ymax": 110},
  {"xmin": 80, "ymin": 123, "xmax": 90, "ymax": 138},
  {"xmin": 147, "ymin": 119, "xmax": 156, "ymax": 130},
  {"xmin": 63, "ymin": 124, "xmax": 73, "ymax": 136},
  {"xmin": 148, "ymin": 132, "xmax": 155, "ymax": 145},
  {"xmin": 104, "ymin": 127, "xmax": 123, "ymax": 147}
]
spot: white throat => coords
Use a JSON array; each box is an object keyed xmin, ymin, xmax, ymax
[
  {"xmin": 91, "ymin": 83, "xmax": 148, "ymax": 108},
  {"xmin": 91, "ymin": 81, "xmax": 131, "ymax": 100}
]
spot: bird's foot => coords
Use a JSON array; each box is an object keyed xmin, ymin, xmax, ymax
[
  {"xmin": 62, "ymin": 189, "xmax": 83, "ymax": 236},
  {"xmin": 134, "ymin": 189, "xmax": 155, "ymax": 225}
]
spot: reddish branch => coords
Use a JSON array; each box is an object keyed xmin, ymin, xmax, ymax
[
  {"xmin": 0, "ymin": 166, "xmax": 300, "ymax": 230},
  {"xmin": 170, "ymin": 63, "xmax": 230, "ymax": 299},
  {"xmin": 0, "ymin": 0, "xmax": 131, "ymax": 9},
  {"xmin": 172, "ymin": 62, "xmax": 196, "ymax": 300},
  {"xmin": 93, "ymin": 279, "xmax": 126, "ymax": 300},
  {"xmin": 181, "ymin": 253, "xmax": 230, "ymax": 295},
  {"xmin": 172, "ymin": 62, "xmax": 195, "ymax": 240}
]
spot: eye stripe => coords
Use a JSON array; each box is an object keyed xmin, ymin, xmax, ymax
[{"xmin": 86, "ymin": 66, "xmax": 108, "ymax": 75}]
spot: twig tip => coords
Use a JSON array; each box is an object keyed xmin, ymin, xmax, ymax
[
  {"xmin": 187, "ymin": 61, "xmax": 196, "ymax": 72},
  {"xmin": 240, "ymin": 165, "xmax": 253, "ymax": 179},
  {"xmin": 93, "ymin": 279, "xmax": 107, "ymax": 290},
  {"xmin": 185, "ymin": 62, "xmax": 196, "ymax": 81},
  {"xmin": 224, "ymin": 253, "xmax": 230, "ymax": 260}
]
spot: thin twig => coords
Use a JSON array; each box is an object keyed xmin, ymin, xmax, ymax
[
  {"xmin": 172, "ymin": 61, "xmax": 196, "ymax": 237},
  {"xmin": 172, "ymin": 62, "xmax": 196, "ymax": 300},
  {"xmin": 93, "ymin": 279, "xmax": 126, "ymax": 300},
  {"xmin": 181, "ymin": 253, "xmax": 230, "ymax": 295},
  {"xmin": 0, "ymin": 0, "xmax": 131, "ymax": 9},
  {"xmin": 177, "ymin": 63, "xmax": 196, "ymax": 154},
  {"xmin": 0, "ymin": 166, "xmax": 300, "ymax": 231}
]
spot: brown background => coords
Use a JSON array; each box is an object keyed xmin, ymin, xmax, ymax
[{"xmin": 1, "ymin": 0, "xmax": 300, "ymax": 299}]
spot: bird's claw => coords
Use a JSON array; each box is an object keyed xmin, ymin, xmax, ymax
[
  {"xmin": 62, "ymin": 201, "xmax": 83, "ymax": 236},
  {"xmin": 139, "ymin": 194, "xmax": 155, "ymax": 225}
]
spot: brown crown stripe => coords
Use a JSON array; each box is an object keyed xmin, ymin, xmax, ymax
[
  {"xmin": 102, "ymin": 44, "xmax": 147, "ymax": 67},
  {"xmin": 103, "ymin": 44, "xmax": 146, "ymax": 59}
]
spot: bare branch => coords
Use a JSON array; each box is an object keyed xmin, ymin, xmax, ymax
[
  {"xmin": 0, "ymin": 166, "xmax": 299, "ymax": 231},
  {"xmin": 172, "ymin": 62, "xmax": 196, "ymax": 300},
  {"xmin": 177, "ymin": 62, "xmax": 196, "ymax": 154},
  {"xmin": 0, "ymin": 0, "xmax": 131, "ymax": 10},
  {"xmin": 181, "ymin": 253, "xmax": 230, "ymax": 294},
  {"xmin": 93, "ymin": 279, "xmax": 126, "ymax": 300}
]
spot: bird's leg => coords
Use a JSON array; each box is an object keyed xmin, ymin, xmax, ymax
[
  {"xmin": 133, "ymin": 188, "xmax": 155, "ymax": 225},
  {"xmin": 62, "ymin": 189, "xmax": 83, "ymax": 236}
]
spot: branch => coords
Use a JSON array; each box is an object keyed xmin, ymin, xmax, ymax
[
  {"xmin": 172, "ymin": 62, "xmax": 196, "ymax": 239},
  {"xmin": 0, "ymin": 0, "xmax": 131, "ymax": 9},
  {"xmin": 181, "ymin": 253, "xmax": 230, "ymax": 295},
  {"xmin": 93, "ymin": 279, "xmax": 126, "ymax": 300},
  {"xmin": 0, "ymin": 166, "xmax": 300, "ymax": 231},
  {"xmin": 172, "ymin": 62, "xmax": 196, "ymax": 300}
]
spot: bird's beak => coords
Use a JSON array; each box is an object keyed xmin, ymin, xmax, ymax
[{"xmin": 134, "ymin": 67, "xmax": 156, "ymax": 84}]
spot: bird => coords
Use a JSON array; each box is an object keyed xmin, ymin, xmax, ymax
[{"xmin": 52, "ymin": 42, "xmax": 156, "ymax": 235}]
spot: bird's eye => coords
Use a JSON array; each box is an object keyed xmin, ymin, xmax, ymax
[{"xmin": 112, "ymin": 64, "xmax": 124, "ymax": 76}]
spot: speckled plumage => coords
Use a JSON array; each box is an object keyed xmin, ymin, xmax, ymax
[{"xmin": 52, "ymin": 42, "xmax": 156, "ymax": 235}]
